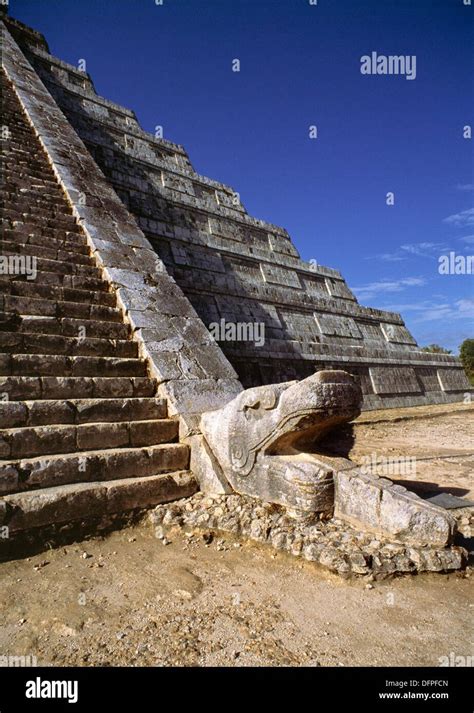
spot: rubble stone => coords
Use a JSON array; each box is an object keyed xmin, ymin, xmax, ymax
[{"xmin": 150, "ymin": 492, "xmax": 466, "ymax": 577}]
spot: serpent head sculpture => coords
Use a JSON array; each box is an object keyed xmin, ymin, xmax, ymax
[{"xmin": 201, "ymin": 370, "xmax": 362, "ymax": 514}]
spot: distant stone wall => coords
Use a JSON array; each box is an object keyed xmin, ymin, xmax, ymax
[{"xmin": 4, "ymin": 15, "xmax": 471, "ymax": 409}]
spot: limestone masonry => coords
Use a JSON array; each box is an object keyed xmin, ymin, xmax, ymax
[
  {"xmin": 3, "ymin": 15, "xmax": 470, "ymax": 412},
  {"xmin": 0, "ymin": 61, "xmax": 196, "ymax": 533},
  {"xmin": 0, "ymin": 15, "xmax": 469, "ymax": 570}
]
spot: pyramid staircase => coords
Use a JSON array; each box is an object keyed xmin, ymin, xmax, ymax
[{"xmin": 0, "ymin": 69, "xmax": 196, "ymax": 536}]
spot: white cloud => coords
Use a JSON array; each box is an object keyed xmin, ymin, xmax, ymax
[
  {"xmin": 381, "ymin": 298, "xmax": 474, "ymax": 323},
  {"xmin": 381, "ymin": 297, "xmax": 473, "ymax": 353},
  {"xmin": 417, "ymin": 305, "xmax": 455, "ymax": 322},
  {"xmin": 352, "ymin": 276, "xmax": 426, "ymax": 301},
  {"xmin": 399, "ymin": 242, "xmax": 444, "ymax": 258},
  {"xmin": 443, "ymin": 207, "xmax": 474, "ymax": 227},
  {"xmin": 460, "ymin": 235, "xmax": 474, "ymax": 244},
  {"xmin": 366, "ymin": 242, "xmax": 447, "ymax": 262},
  {"xmin": 455, "ymin": 298, "xmax": 474, "ymax": 317},
  {"xmin": 369, "ymin": 252, "xmax": 407, "ymax": 262},
  {"xmin": 456, "ymin": 184, "xmax": 474, "ymax": 192}
]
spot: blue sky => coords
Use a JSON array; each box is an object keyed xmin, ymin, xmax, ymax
[{"xmin": 11, "ymin": 0, "xmax": 473, "ymax": 353}]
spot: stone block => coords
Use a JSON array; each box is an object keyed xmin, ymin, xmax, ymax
[
  {"xmin": 334, "ymin": 469, "xmax": 455, "ymax": 547},
  {"xmin": 369, "ymin": 366, "xmax": 421, "ymax": 395},
  {"xmin": 437, "ymin": 368, "xmax": 470, "ymax": 392},
  {"xmin": 187, "ymin": 433, "xmax": 233, "ymax": 494}
]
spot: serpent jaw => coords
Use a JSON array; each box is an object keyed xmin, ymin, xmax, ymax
[{"xmin": 201, "ymin": 370, "xmax": 362, "ymax": 512}]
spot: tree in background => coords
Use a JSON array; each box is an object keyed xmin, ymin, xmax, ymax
[
  {"xmin": 420, "ymin": 344, "xmax": 452, "ymax": 354},
  {"xmin": 459, "ymin": 339, "xmax": 474, "ymax": 385}
]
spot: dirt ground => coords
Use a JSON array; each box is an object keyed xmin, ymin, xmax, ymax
[
  {"xmin": 0, "ymin": 403, "xmax": 472, "ymax": 668},
  {"xmin": 316, "ymin": 402, "xmax": 473, "ymax": 502},
  {"xmin": 351, "ymin": 402, "xmax": 474, "ymax": 500}
]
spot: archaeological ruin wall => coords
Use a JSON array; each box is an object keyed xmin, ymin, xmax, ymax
[{"xmin": 2, "ymin": 15, "xmax": 471, "ymax": 411}]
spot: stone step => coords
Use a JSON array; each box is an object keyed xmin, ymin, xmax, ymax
[
  {"xmin": 0, "ymin": 331, "xmax": 138, "ymax": 358},
  {"xmin": 4, "ymin": 197, "xmax": 77, "ymax": 218},
  {"xmin": 0, "ymin": 71, "xmax": 194, "ymax": 538},
  {"xmin": 0, "ymin": 239, "xmax": 96, "ymax": 266},
  {"xmin": 1, "ymin": 218, "xmax": 87, "ymax": 244},
  {"xmin": 4, "ymin": 191, "xmax": 75, "ymax": 209},
  {"xmin": 0, "ymin": 418, "xmax": 179, "ymax": 460},
  {"xmin": 2, "ymin": 188, "xmax": 68, "ymax": 207},
  {"xmin": 1, "ymin": 152, "xmax": 49, "ymax": 163},
  {"xmin": 4, "ymin": 197, "xmax": 64, "ymax": 211},
  {"xmin": 3, "ymin": 165, "xmax": 57, "ymax": 178},
  {"xmin": 0, "ymin": 270, "xmax": 110, "ymax": 292},
  {"xmin": 2, "ymin": 228, "xmax": 90, "ymax": 254},
  {"xmin": 9, "ymin": 206, "xmax": 73, "ymax": 223},
  {"xmin": 6, "ymin": 218, "xmax": 83, "ymax": 239},
  {"xmin": 0, "ymin": 397, "xmax": 167, "ymax": 428},
  {"xmin": 4, "ymin": 204, "xmax": 79, "ymax": 223},
  {"xmin": 0, "ymin": 279, "xmax": 116, "ymax": 308},
  {"xmin": 0, "ymin": 249, "xmax": 102, "ymax": 279},
  {"xmin": 0, "ymin": 375, "xmax": 156, "ymax": 400},
  {"xmin": 0, "ymin": 293, "xmax": 123, "ymax": 322},
  {"xmin": 0, "ymin": 443, "xmax": 188, "ymax": 495},
  {"xmin": 0, "ymin": 353, "xmax": 148, "ymax": 377},
  {"xmin": 7, "ymin": 211, "xmax": 80, "ymax": 233},
  {"xmin": 0, "ymin": 313, "xmax": 130, "ymax": 339},
  {"xmin": 0, "ymin": 470, "xmax": 197, "ymax": 533}
]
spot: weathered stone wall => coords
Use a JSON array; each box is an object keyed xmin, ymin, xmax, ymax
[{"xmin": 3, "ymin": 15, "xmax": 471, "ymax": 410}]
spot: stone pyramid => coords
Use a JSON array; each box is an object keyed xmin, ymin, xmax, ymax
[
  {"xmin": 3, "ymin": 14, "xmax": 469, "ymax": 414},
  {"xmin": 0, "ymin": 14, "xmax": 470, "ymax": 545}
]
